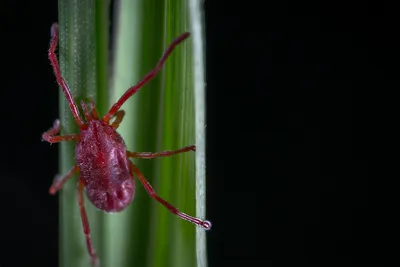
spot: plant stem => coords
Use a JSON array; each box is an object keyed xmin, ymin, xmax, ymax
[
  {"xmin": 57, "ymin": 0, "xmax": 207, "ymax": 266},
  {"xmin": 58, "ymin": 0, "xmax": 109, "ymax": 266},
  {"xmin": 188, "ymin": 2, "xmax": 209, "ymax": 267}
]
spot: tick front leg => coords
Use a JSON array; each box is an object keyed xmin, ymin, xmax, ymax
[
  {"xmin": 129, "ymin": 162, "xmax": 211, "ymax": 230},
  {"xmin": 77, "ymin": 180, "xmax": 99, "ymax": 267},
  {"xmin": 49, "ymin": 23, "xmax": 85, "ymax": 128},
  {"xmin": 42, "ymin": 119, "xmax": 80, "ymax": 143},
  {"xmin": 49, "ymin": 165, "xmax": 79, "ymax": 195},
  {"xmin": 110, "ymin": 110, "xmax": 125, "ymax": 129},
  {"xmin": 127, "ymin": 145, "xmax": 195, "ymax": 159},
  {"xmin": 103, "ymin": 32, "xmax": 190, "ymax": 123}
]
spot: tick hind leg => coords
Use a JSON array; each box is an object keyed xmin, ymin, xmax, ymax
[
  {"xmin": 77, "ymin": 180, "xmax": 99, "ymax": 267},
  {"xmin": 129, "ymin": 161, "xmax": 211, "ymax": 230},
  {"xmin": 127, "ymin": 145, "xmax": 195, "ymax": 159},
  {"xmin": 42, "ymin": 119, "xmax": 80, "ymax": 143}
]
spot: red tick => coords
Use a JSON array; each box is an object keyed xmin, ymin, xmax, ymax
[{"xmin": 43, "ymin": 23, "xmax": 211, "ymax": 266}]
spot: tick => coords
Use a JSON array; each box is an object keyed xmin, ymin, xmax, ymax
[{"xmin": 43, "ymin": 23, "xmax": 211, "ymax": 266}]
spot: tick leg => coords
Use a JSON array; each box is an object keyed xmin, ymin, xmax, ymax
[
  {"xmin": 49, "ymin": 165, "xmax": 79, "ymax": 195},
  {"xmin": 127, "ymin": 145, "xmax": 196, "ymax": 159},
  {"xmin": 49, "ymin": 23, "xmax": 85, "ymax": 128},
  {"xmin": 77, "ymin": 180, "xmax": 99, "ymax": 267},
  {"xmin": 42, "ymin": 119, "xmax": 80, "ymax": 143},
  {"xmin": 110, "ymin": 110, "xmax": 126, "ymax": 129},
  {"xmin": 103, "ymin": 32, "xmax": 191, "ymax": 123},
  {"xmin": 129, "ymin": 162, "xmax": 211, "ymax": 230}
]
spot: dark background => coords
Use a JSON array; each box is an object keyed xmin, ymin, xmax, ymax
[{"xmin": 0, "ymin": 1, "xmax": 394, "ymax": 266}]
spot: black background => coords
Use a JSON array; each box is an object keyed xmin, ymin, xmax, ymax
[{"xmin": 0, "ymin": 1, "xmax": 394, "ymax": 266}]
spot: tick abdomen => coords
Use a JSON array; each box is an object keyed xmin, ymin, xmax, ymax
[{"xmin": 76, "ymin": 120, "xmax": 135, "ymax": 212}]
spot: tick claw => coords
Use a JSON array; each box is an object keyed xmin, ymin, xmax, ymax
[
  {"xmin": 202, "ymin": 220, "xmax": 212, "ymax": 230},
  {"xmin": 50, "ymin": 23, "xmax": 58, "ymax": 37}
]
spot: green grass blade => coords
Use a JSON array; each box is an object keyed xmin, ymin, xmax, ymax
[
  {"xmin": 56, "ymin": 0, "xmax": 207, "ymax": 266},
  {"xmin": 109, "ymin": 1, "xmax": 208, "ymax": 267},
  {"xmin": 58, "ymin": 0, "xmax": 109, "ymax": 266},
  {"xmin": 188, "ymin": 1, "xmax": 208, "ymax": 267},
  {"xmin": 108, "ymin": 1, "xmax": 165, "ymax": 266}
]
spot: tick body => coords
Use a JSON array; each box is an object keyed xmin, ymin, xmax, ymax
[
  {"xmin": 77, "ymin": 120, "xmax": 134, "ymax": 212},
  {"xmin": 43, "ymin": 23, "xmax": 211, "ymax": 267}
]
